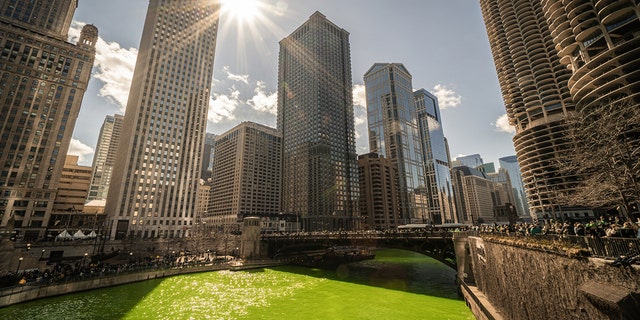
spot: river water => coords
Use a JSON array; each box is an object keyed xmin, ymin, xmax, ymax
[{"xmin": 0, "ymin": 249, "xmax": 473, "ymax": 319}]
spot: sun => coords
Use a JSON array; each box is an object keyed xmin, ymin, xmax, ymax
[{"xmin": 221, "ymin": 0, "xmax": 261, "ymax": 22}]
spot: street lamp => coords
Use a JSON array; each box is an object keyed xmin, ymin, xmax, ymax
[
  {"xmin": 16, "ymin": 257, "xmax": 23, "ymax": 273},
  {"xmin": 40, "ymin": 249, "xmax": 45, "ymax": 260},
  {"xmin": 83, "ymin": 252, "xmax": 88, "ymax": 267}
]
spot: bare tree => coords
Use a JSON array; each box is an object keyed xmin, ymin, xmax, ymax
[{"xmin": 560, "ymin": 99, "xmax": 640, "ymax": 216}]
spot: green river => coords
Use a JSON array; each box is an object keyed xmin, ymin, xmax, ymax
[{"xmin": 0, "ymin": 249, "xmax": 474, "ymax": 319}]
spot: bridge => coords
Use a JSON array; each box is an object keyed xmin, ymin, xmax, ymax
[{"xmin": 260, "ymin": 231, "xmax": 457, "ymax": 268}]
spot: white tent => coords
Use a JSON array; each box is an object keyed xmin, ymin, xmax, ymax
[
  {"xmin": 73, "ymin": 230, "xmax": 87, "ymax": 240},
  {"xmin": 86, "ymin": 230, "xmax": 97, "ymax": 238},
  {"xmin": 55, "ymin": 230, "xmax": 73, "ymax": 241}
]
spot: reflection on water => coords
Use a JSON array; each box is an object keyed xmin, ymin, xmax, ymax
[{"xmin": 0, "ymin": 249, "xmax": 473, "ymax": 320}]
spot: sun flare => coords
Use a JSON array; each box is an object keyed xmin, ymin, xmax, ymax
[{"xmin": 221, "ymin": 0, "xmax": 260, "ymax": 22}]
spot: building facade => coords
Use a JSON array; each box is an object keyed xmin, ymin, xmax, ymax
[
  {"xmin": 87, "ymin": 114, "xmax": 123, "ymax": 202},
  {"xmin": 452, "ymin": 166, "xmax": 499, "ymax": 225},
  {"xmin": 541, "ymin": 1, "xmax": 640, "ymax": 113},
  {"xmin": 53, "ymin": 155, "xmax": 92, "ymax": 213},
  {"xmin": 415, "ymin": 89, "xmax": 457, "ymax": 224},
  {"xmin": 0, "ymin": 0, "xmax": 96, "ymax": 240},
  {"xmin": 208, "ymin": 122, "xmax": 282, "ymax": 232},
  {"xmin": 201, "ymin": 132, "xmax": 217, "ymax": 181},
  {"xmin": 364, "ymin": 63, "xmax": 427, "ymax": 225},
  {"xmin": 479, "ymin": 0, "xmax": 578, "ymax": 220},
  {"xmin": 277, "ymin": 11, "xmax": 360, "ymax": 232},
  {"xmin": 105, "ymin": 0, "xmax": 220, "ymax": 239},
  {"xmin": 358, "ymin": 153, "xmax": 401, "ymax": 230},
  {"xmin": 498, "ymin": 155, "xmax": 530, "ymax": 218}
]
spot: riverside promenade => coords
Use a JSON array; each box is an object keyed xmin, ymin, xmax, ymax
[{"xmin": 0, "ymin": 259, "xmax": 282, "ymax": 308}]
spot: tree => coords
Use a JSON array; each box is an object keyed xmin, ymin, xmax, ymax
[{"xmin": 560, "ymin": 99, "xmax": 640, "ymax": 217}]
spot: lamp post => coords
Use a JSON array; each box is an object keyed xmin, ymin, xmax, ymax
[
  {"xmin": 16, "ymin": 257, "xmax": 23, "ymax": 273},
  {"xmin": 83, "ymin": 252, "xmax": 88, "ymax": 267},
  {"xmin": 40, "ymin": 249, "xmax": 45, "ymax": 260}
]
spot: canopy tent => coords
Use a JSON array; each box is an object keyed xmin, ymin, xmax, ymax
[
  {"xmin": 86, "ymin": 230, "xmax": 97, "ymax": 238},
  {"xmin": 73, "ymin": 230, "xmax": 87, "ymax": 240},
  {"xmin": 55, "ymin": 230, "xmax": 73, "ymax": 241}
]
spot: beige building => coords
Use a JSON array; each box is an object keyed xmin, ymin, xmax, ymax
[
  {"xmin": 208, "ymin": 122, "xmax": 282, "ymax": 232},
  {"xmin": 0, "ymin": 0, "xmax": 97, "ymax": 241},
  {"xmin": 54, "ymin": 156, "xmax": 92, "ymax": 213},
  {"xmin": 358, "ymin": 153, "xmax": 400, "ymax": 230},
  {"xmin": 105, "ymin": 0, "xmax": 220, "ymax": 240},
  {"xmin": 453, "ymin": 166, "xmax": 505, "ymax": 225}
]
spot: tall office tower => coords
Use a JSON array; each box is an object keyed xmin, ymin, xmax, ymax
[
  {"xmin": 105, "ymin": 0, "xmax": 220, "ymax": 240},
  {"xmin": 415, "ymin": 89, "xmax": 457, "ymax": 224},
  {"xmin": 499, "ymin": 155, "xmax": 529, "ymax": 218},
  {"xmin": 479, "ymin": 0, "xmax": 577, "ymax": 221},
  {"xmin": 201, "ymin": 133, "xmax": 217, "ymax": 180},
  {"xmin": 277, "ymin": 12, "xmax": 360, "ymax": 232},
  {"xmin": 541, "ymin": 1, "xmax": 640, "ymax": 112},
  {"xmin": 364, "ymin": 63, "xmax": 427, "ymax": 225},
  {"xmin": 0, "ymin": 0, "xmax": 96, "ymax": 241},
  {"xmin": 86, "ymin": 114, "xmax": 123, "ymax": 202},
  {"xmin": 208, "ymin": 122, "xmax": 282, "ymax": 232},
  {"xmin": 358, "ymin": 153, "xmax": 401, "ymax": 230}
]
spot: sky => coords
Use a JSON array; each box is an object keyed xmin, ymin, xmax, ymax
[{"xmin": 68, "ymin": 0, "xmax": 517, "ymax": 167}]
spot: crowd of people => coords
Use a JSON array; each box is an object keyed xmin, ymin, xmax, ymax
[
  {"xmin": 472, "ymin": 216, "xmax": 640, "ymax": 239},
  {"xmin": 0, "ymin": 250, "xmax": 228, "ymax": 290}
]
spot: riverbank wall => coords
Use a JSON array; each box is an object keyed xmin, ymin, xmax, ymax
[
  {"xmin": 454, "ymin": 234, "xmax": 640, "ymax": 320},
  {"xmin": 0, "ymin": 264, "xmax": 227, "ymax": 308}
]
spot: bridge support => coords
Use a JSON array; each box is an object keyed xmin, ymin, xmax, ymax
[{"xmin": 240, "ymin": 217, "xmax": 261, "ymax": 259}]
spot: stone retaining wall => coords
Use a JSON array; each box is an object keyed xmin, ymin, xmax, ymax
[{"xmin": 459, "ymin": 235, "xmax": 640, "ymax": 320}]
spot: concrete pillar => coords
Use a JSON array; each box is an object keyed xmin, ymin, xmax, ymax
[{"xmin": 240, "ymin": 217, "xmax": 261, "ymax": 259}]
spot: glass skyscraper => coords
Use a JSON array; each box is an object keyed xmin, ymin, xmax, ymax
[
  {"xmin": 0, "ymin": 0, "xmax": 97, "ymax": 240},
  {"xmin": 277, "ymin": 12, "xmax": 360, "ymax": 232},
  {"xmin": 499, "ymin": 155, "xmax": 529, "ymax": 218},
  {"xmin": 364, "ymin": 63, "xmax": 427, "ymax": 225},
  {"xmin": 105, "ymin": 0, "xmax": 220, "ymax": 239},
  {"xmin": 415, "ymin": 89, "xmax": 456, "ymax": 224}
]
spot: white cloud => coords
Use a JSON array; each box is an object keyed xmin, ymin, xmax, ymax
[
  {"xmin": 222, "ymin": 66, "xmax": 249, "ymax": 84},
  {"xmin": 67, "ymin": 139, "xmax": 94, "ymax": 165},
  {"xmin": 432, "ymin": 84, "xmax": 461, "ymax": 109},
  {"xmin": 209, "ymin": 88, "xmax": 241, "ymax": 123},
  {"xmin": 247, "ymin": 81, "xmax": 277, "ymax": 115},
  {"xmin": 493, "ymin": 113, "xmax": 516, "ymax": 134},
  {"xmin": 70, "ymin": 21, "xmax": 137, "ymax": 112},
  {"xmin": 352, "ymin": 84, "xmax": 366, "ymax": 109}
]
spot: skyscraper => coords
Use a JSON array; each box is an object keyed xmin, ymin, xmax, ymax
[
  {"xmin": 208, "ymin": 122, "xmax": 282, "ymax": 231},
  {"xmin": 105, "ymin": 0, "xmax": 220, "ymax": 240},
  {"xmin": 201, "ymin": 132, "xmax": 217, "ymax": 181},
  {"xmin": 479, "ymin": 0, "xmax": 577, "ymax": 221},
  {"xmin": 364, "ymin": 63, "xmax": 427, "ymax": 225},
  {"xmin": 0, "ymin": 0, "xmax": 97, "ymax": 240},
  {"xmin": 498, "ymin": 155, "xmax": 529, "ymax": 218},
  {"xmin": 415, "ymin": 89, "xmax": 457, "ymax": 224},
  {"xmin": 277, "ymin": 12, "xmax": 360, "ymax": 232},
  {"xmin": 541, "ymin": 1, "xmax": 640, "ymax": 113},
  {"xmin": 87, "ymin": 114, "xmax": 123, "ymax": 202}
]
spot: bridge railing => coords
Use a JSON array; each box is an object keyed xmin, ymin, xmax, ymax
[{"xmin": 455, "ymin": 230, "xmax": 640, "ymax": 260}]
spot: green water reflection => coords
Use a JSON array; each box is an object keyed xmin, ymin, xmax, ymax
[{"xmin": 1, "ymin": 249, "xmax": 473, "ymax": 320}]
